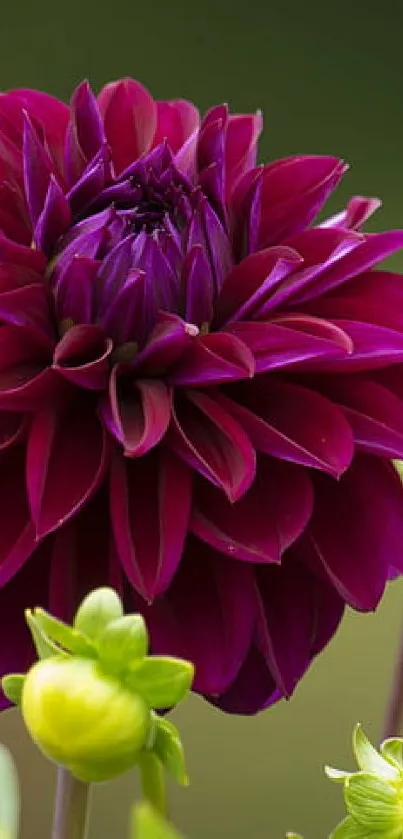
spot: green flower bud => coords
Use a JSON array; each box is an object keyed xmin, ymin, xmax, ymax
[
  {"xmin": 326, "ymin": 725, "xmax": 403, "ymax": 839},
  {"xmin": 21, "ymin": 656, "xmax": 151, "ymax": 783}
]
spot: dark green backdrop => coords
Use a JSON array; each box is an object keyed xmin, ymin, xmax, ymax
[{"xmin": 0, "ymin": 1, "xmax": 402, "ymax": 837}]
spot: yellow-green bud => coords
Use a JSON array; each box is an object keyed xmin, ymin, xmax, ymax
[
  {"xmin": 326, "ymin": 725, "xmax": 403, "ymax": 839},
  {"xmin": 21, "ymin": 656, "xmax": 151, "ymax": 783}
]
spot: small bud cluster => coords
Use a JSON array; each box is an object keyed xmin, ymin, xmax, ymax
[{"xmin": 2, "ymin": 588, "xmax": 193, "ymax": 784}]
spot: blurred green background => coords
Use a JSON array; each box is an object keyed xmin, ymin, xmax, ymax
[{"xmin": 0, "ymin": 0, "xmax": 402, "ymax": 836}]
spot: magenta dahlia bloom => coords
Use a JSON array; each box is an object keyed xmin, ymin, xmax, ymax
[{"xmin": 1, "ymin": 77, "xmax": 403, "ymax": 713}]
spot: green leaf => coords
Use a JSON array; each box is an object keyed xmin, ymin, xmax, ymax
[
  {"xmin": 152, "ymin": 716, "xmax": 189, "ymax": 786},
  {"xmin": 1, "ymin": 675, "xmax": 25, "ymax": 707},
  {"xmin": 0, "ymin": 746, "xmax": 19, "ymax": 839},
  {"xmin": 132, "ymin": 803, "xmax": 184, "ymax": 839},
  {"xmin": 325, "ymin": 765, "xmax": 353, "ymax": 783},
  {"xmin": 98, "ymin": 615, "xmax": 148, "ymax": 674},
  {"xmin": 345, "ymin": 773, "xmax": 402, "ymax": 830},
  {"xmin": 381, "ymin": 738, "xmax": 403, "ymax": 770},
  {"xmin": 73, "ymin": 587, "xmax": 123, "ymax": 641},
  {"xmin": 127, "ymin": 657, "xmax": 194, "ymax": 709},
  {"xmin": 353, "ymin": 725, "xmax": 398, "ymax": 781},
  {"xmin": 34, "ymin": 609, "xmax": 96, "ymax": 657},
  {"xmin": 25, "ymin": 610, "xmax": 61, "ymax": 659}
]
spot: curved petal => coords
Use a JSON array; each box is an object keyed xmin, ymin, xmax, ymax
[
  {"xmin": 217, "ymin": 380, "xmax": 354, "ymax": 477},
  {"xmin": 255, "ymin": 557, "xmax": 316, "ymax": 696},
  {"xmin": 64, "ymin": 80, "xmax": 106, "ymax": 186},
  {"xmin": 213, "ymin": 644, "xmax": 278, "ymax": 714},
  {"xmin": 290, "ymin": 230, "xmax": 403, "ymax": 306},
  {"xmin": 5, "ymin": 88, "xmax": 69, "ymax": 173},
  {"xmin": 215, "ymin": 245, "xmax": 302, "ymax": 325},
  {"xmin": 105, "ymin": 373, "xmax": 171, "ymax": 456},
  {"xmin": 319, "ymin": 195, "xmax": 381, "ymax": 231},
  {"xmin": 322, "ymin": 320, "xmax": 403, "ymax": 371},
  {"xmin": 306, "ymin": 456, "xmax": 403, "ymax": 610},
  {"xmin": 27, "ymin": 396, "xmax": 110, "ymax": 537},
  {"xmin": 98, "ymin": 78, "xmax": 157, "ymax": 174},
  {"xmin": 153, "ymin": 100, "xmax": 200, "ymax": 152},
  {"xmin": 225, "ymin": 318, "xmax": 352, "ymax": 372},
  {"xmin": 0, "ymin": 282, "xmax": 53, "ymax": 341},
  {"xmin": 141, "ymin": 540, "xmax": 257, "ymax": 695},
  {"xmin": 168, "ymin": 389, "xmax": 256, "ymax": 501},
  {"xmin": 168, "ymin": 332, "xmax": 255, "ymax": 386},
  {"xmin": 225, "ymin": 111, "xmax": 263, "ymax": 197},
  {"xmin": 110, "ymin": 447, "xmax": 192, "ymax": 600},
  {"xmin": 53, "ymin": 324, "xmax": 113, "ymax": 391},
  {"xmin": 257, "ymin": 155, "xmax": 346, "ymax": 247},
  {"xmin": 191, "ymin": 456, "xmax": 313, "ymax": 562}
]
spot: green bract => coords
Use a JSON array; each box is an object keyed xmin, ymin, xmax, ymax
[
  {"xmin": 326, "ymin": 724, "xmax": 403, "ymax": 839},
  {"xmin": 1, "ymin": 587, "xmax": 194, "ymax": 787}
]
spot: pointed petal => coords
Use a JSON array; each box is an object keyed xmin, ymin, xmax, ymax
[
  {"xmin": 27, "ymin": 396, "xmax": 110, "ymax": 537},
  {"xmin": 258, "ymin": 155, "xmax": 346, "ymax": 247},
  {"xmin": 33, "ymin": 175, "xmax": 71, "ymax": 255},
  {"xmin": 110, "ymin": 448, "xmax": 192, "ymax": 600},
  {"xmin": 98, "ymin": 78, "xmax": 157, "ymax": 173},
  {"xmin": 168, "ymin": 390, "xmax": 256, "ymax": 501},
  {"xmin": 23, "ymin": 113, "xmax": 57, "ymax": 225},
  {"xmin": 217, "ymin": 380, "xmax": 354, "ymax": 476},
  {"xmin": 291, "ymin": 230, "xmax": 403, "ymax": 305},
  {"xmin": 225, "ymin": 318, "xmax": 352, "ymax": 372},
  {"xmin": 54, "ymin": 255, "xmax": 97, "ymax": 325},
  {"xmin": 319, "ymin": 195, "xmax": 381, "ymax": 230},
  {"xmin": 225, "ymin": 111, "xmax": 263, "ymax": 197},
  {"xmin": 181, "ymin": 245, "xmax": 214, "ymax": 327},
  {"xmin": 215, "ymin": 245, "xmax": 302, "ymax": 325}
]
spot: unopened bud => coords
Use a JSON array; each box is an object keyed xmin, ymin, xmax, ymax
[{"xmin": 21, "ymin": 656, "xmax": 151, "ymax": 782}]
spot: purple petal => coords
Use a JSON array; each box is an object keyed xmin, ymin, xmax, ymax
[
  {"xmin": 110, "ymin": 447, "xmax": 192, "ymax": 600},
  {"xmin": 53, "ymin": 325, "xmax": 113, "ymax": 391},
  {"xmin": 105, "ymin": 373, "xmax": 171, "ymax": 456},
  {"xmin": 98, "ymin": 78, "xmax": 157, "ymax": 174},
  {"xmin": 27, "ymin": 396, "xmax": 110, "ymax": 537},
  {"xmin": 169, "ymin": 389, "xmax": 256, "ymax": 501},
  {"xmin": 168, "ymin": 332, "xmax": 254, "ymax": 386},
  {"xmin": 305, "ymin": 455, "xmax": 403, "ymax": 610},
  {"xmin": 217, "ymin": 380, "xmax": 354, "ymax": 477}
]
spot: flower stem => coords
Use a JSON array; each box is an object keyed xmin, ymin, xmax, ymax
[
  {"xmin": 139, "ymin": 753, "xmax": 167, "ymax": 816},
  {"xmin": 382, "ymin": 619, "xmax": 403, "ymax": 739},
  {"xmin": 51, "ymin": 767, "xmax": 90, "ymax": 839}
]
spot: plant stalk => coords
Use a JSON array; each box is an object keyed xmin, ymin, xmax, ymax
[{"xmin": 51, "ymin": 767, "xmax": 90, "ymax": 839}]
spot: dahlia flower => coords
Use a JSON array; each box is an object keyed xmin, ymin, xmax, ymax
[{"xmin": 0, "ymin": 77, "xmax": 403, "ymax": 714}]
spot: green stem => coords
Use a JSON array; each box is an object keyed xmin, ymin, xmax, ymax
[
  {"xmin": 51, "ymin": 767, "xmax": 91, "ymax": 839},
  {"xmin": 139, "ymin": 753, "xmax": 167, "ymax": 816},
  {"xmin": 383, "ymin": 619, "xmax": 403, "ymax": 739}
]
